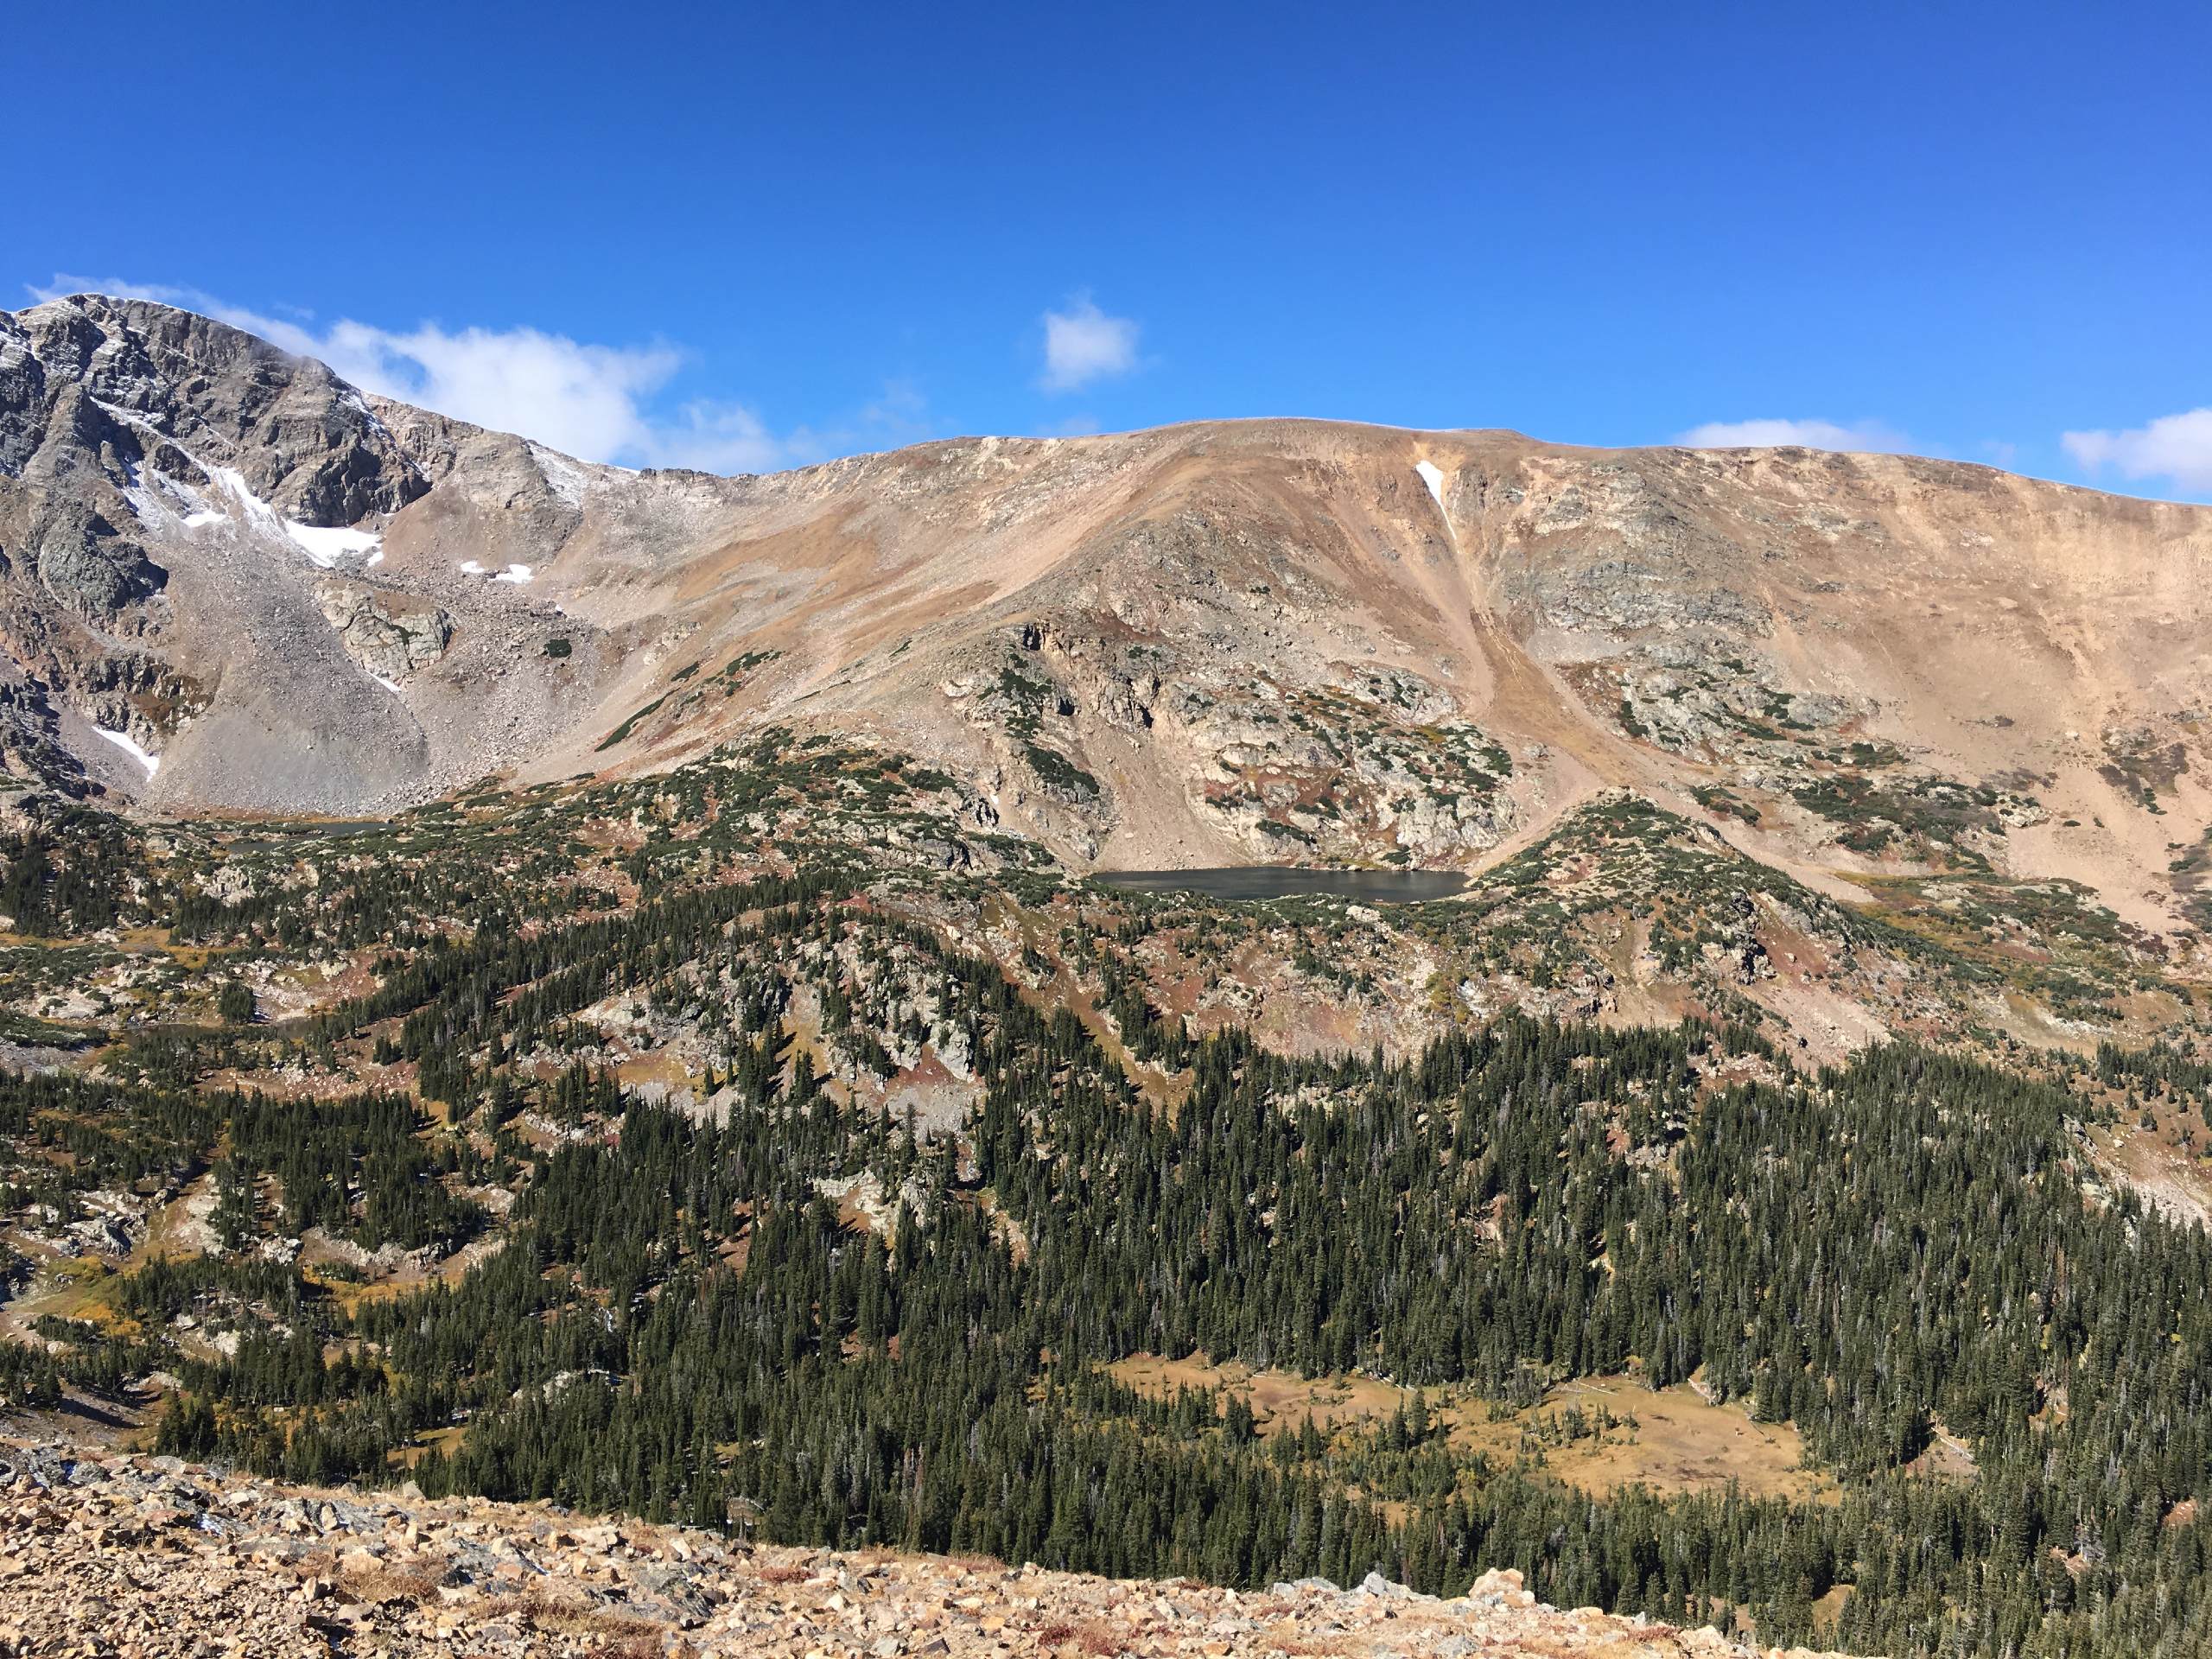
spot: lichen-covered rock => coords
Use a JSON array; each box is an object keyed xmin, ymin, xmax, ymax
[
  {"xmin": 29, "ymin": 500, "xmax": 164, "ymax": 616},
  {"xmin": 315, "ymin": 580, "xmax": 454, "ymax": 680}
]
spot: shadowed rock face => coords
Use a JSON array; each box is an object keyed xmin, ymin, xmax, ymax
[
  {"xmin": 3, "ymin": 296, "xmax": 2211, "ymax": 959},
  {"xmin": 0, "ymin": 297, "xmax": 621, "ymax": 814},
  {"xmin": 0, "ymin": 295, "xmax": 425, "ymax": 524}
]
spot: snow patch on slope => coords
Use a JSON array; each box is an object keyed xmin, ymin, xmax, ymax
[
  {"xmin": 122, "ymin": 461, "xmax": 213, "ymax": 530},
  {"xmin": 283, "ymin": 521, "xmax": 383, "ymax": 569},
  {"xmin": 207, "ymin": 466, "xmax": 281, "ymax": 531},
  {"xmin": 96, "ymin": 398, "xmax": 387, "ymax": 569},
  {"xmin": 92, "ymin": 727, "xmax": 160, "ymax": 778},
  {"xmin": 531, "ymin": 444, "xmax": 591, "ymax": 509},
  {"xmin": 1414, "ymin": 459, "xmax": 1447, "ymax": 509},
  {"xmin": 460, "ymin": 560, "xmax": 535, "ymax": 584},
  {"xmin": 1414, "ymin": 459, "xmax": 1461, "ymax": 559}
]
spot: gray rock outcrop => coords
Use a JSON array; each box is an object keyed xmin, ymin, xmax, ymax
[{"xmin": 315, "ymin": 581, "xmax": 454, "ymax": 680}]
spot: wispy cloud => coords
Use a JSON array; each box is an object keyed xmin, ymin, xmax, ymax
[
  {"xmin": 1674, "ymin": 417, "xmax": 1911, "ymax": 454},
  {"xmin": 858, "ymin": 378, "xmax": 933, "ymax": 445},
  {"xmin": 1039, "ymin": 295, "xmax": 1140, "ymax": 393},
  {"xmin": 29, "ymin": 273, "xmax": 816, "ymax": 474},
  {"xmin": 29, "ymin": 275, "xmax": 205, "ymax": 308},
  {"xmin": 2062, "ymin": 410, "xmax": 2212, "ymax": 493}
]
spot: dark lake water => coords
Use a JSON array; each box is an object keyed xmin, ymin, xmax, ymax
[
  {"xmin": 1091, "ymin": 866, "xmax": 1470, "ymax": 904},
  {"xmin": 222, "ymin": 819, "xmax": 396, "ymax": 853}
]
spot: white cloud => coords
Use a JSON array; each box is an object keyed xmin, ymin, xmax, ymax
[
  {"xmin": 643, "ymin": 397, "xmax": 793, "ymax": 474},
  {"xmin": 314, "ymin": 320, "xmax": 690, "ymax": 463},
  {"xmin": 2062, "ymin": 410, "xmax": 2212, "ymax": 492},
  {"xmin": 27, "ymin": 272, "xmax": 808, "ymax": 474},
  {"xmin": 1040, "ymin": 295, "xmax": 1140, "ymax": 392},
  {"xmin": 1674, "ymin": 417, "xmax": 1911, "ymax": 454},
  {"xmin": 29, "ymin": 274, "xmax": 206, "ymax": 308}
]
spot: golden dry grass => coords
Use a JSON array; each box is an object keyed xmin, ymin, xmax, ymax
[
  {"xmin": 614, "ymin": 1051, "xmax": 699, "ymax": 1095},
  {"xmin": 1106, "ymin": 1354, "xmax": 1832, "ymax": 1503},
  {"xmin": 2087, "ymin": 1109, "xmax": 2212, "ymax": 1226}
]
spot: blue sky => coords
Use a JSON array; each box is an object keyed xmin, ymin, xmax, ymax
[{"xmin": 7, "ymin": 0, "xmax": 2209, "ymax": 496}]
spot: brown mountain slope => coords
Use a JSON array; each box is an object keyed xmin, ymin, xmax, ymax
[{"xmin": 4, "ymin": 296, "xmax": 2211, "ymax": 969}]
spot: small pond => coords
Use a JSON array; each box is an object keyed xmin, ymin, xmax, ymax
[
  {"xmin": 1091, "ymin": 866, "xmax": 1469, "ymax": 904},
  {"xmin": 222, "ymin": 819, "xmax": 395, "ymax": 852}
]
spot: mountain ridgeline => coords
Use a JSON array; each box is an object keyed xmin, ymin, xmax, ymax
[{"xmin": 3, "ymin": 297, "xmax": 2212, "ymax": 1657}]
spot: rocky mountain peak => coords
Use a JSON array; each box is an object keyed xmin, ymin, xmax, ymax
[{"xmin": 2, "ymin": 294, "xmax": 426, "ymax": 524}]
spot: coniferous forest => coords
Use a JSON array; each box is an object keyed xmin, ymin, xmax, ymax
[{"xmin": 3, "ymin": 747, "xmax": 2211, "ymax": 1659}]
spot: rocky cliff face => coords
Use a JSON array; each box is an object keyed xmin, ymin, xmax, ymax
[
  {"xmin": 0, "ymin": 296, "xmax": 424, "ymax": 522},
  {"xmin": 0, "ymin": 296, "xmax": 647, "ymax": 813},
  {"xmin": 0, "ymin": 296, "xmax": 423, "ymax": 632},
  {"xmin": 3, "ymin": 296, "xmax": 2210, "ymax": 1007}
]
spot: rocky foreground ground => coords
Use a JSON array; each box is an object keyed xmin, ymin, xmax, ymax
[{"xmin": 0, "ymin": 1444, "xmax": 1850, "ymax": 1659}]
